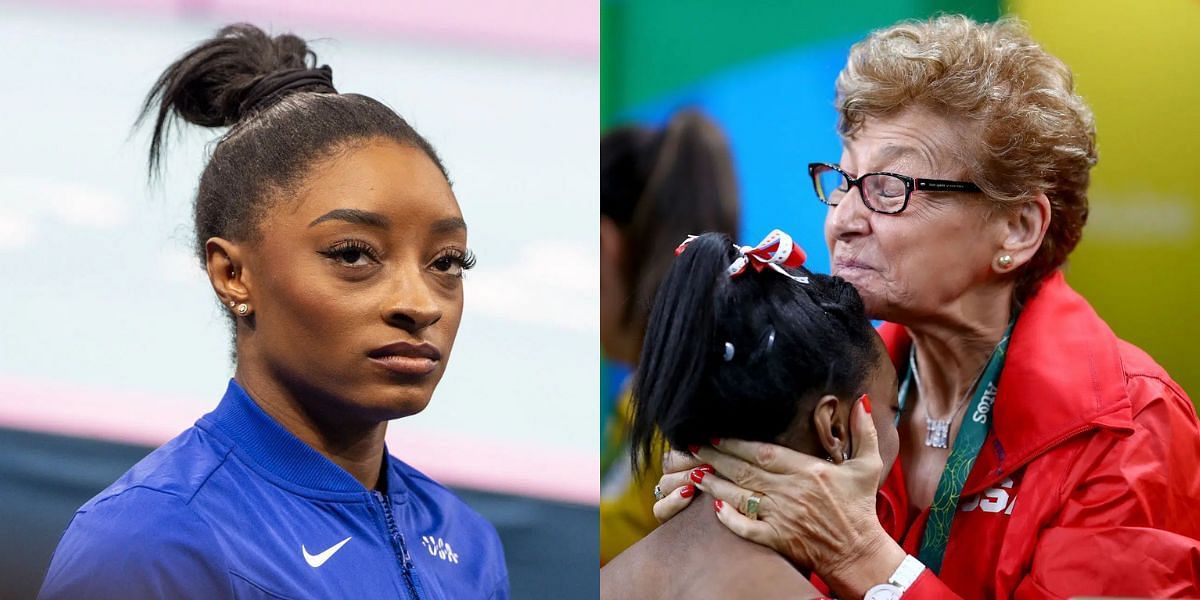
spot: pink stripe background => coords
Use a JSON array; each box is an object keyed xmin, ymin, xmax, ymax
[
  {"xmin": 0, "ymin": 376, "xmax": 597, "ymax": 505},
  {"xmin": 20, "ymin": 0, "xmax": 599, "ymax": 59}
]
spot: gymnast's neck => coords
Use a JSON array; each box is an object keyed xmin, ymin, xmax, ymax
[{"xmin": 600, "ymin": 492, "xmax": 821, "ymax": 599}]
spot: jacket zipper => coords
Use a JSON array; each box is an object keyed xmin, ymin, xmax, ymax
[{"xmin": 374, "ymin": 490, "xmax": 421, "ymax": 599}]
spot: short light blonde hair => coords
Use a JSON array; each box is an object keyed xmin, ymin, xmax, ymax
[{"xmin": 836, "ymin": 15, "xmax": 1097, "ymax": 302}]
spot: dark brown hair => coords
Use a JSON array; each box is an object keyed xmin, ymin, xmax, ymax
[{"xmin": 601, "ymin": 110, "xmax": 741, "ymax": 338}]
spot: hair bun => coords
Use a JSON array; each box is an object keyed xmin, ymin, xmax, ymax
[
  {"xmin": 236, "ymin": 64, "xmax": 335, "ymax": 115},
  {"xmin": 139, "ymin": 23, "xmax": 335, "ymax": 171}
]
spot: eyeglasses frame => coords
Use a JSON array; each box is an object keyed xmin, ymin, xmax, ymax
[{"xmin": 807, "ymin": 162, "xmax": 983, "ymax": 215}]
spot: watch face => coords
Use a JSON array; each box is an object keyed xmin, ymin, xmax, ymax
[{"xmin": 864, "ymin": 584, "xmax": 903, "ymax": 600}]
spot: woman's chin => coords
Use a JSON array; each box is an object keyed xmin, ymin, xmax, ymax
[
  {"xmin": 352, "ymin": 382, "xmax": 437, "ymax": 421},
  {"xmin": 368, "ymin": 396, "xmax": 433, "ymax": 421}
]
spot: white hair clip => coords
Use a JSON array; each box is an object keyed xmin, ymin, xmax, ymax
[
  {"xmin": 727, "ymin": 229, "xmax": 810, "ymax": 284},
  {"xmin": 674, "ymin": 230, "xmax": 809, "ymax": 284}
]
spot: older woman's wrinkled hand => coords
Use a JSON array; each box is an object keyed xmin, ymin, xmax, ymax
[{"xmin": 697, "ymin": 399, "xmax": 904, "ymax": 593}]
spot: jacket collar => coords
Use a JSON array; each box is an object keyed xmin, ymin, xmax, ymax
[
  {"xmin": 199, "ymin": 378, "xmax": 406, "ymax": 497},
  {"xmin": 879, "ymin": 271, "xmax": 1134, "ymax": 493}
]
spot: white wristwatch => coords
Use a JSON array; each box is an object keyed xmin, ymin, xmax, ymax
[{"xmin": 863, "ymin": 554, "xmax": 925, "ymax": 600}]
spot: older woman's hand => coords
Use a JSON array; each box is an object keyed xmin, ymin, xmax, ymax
[
  {"xmin": 696, "ymin": 398, "xmax": 906, "ymax": 596},
  {"xmin": 650, "ymin": 450, "xmax": 704, "ymax": 522}
]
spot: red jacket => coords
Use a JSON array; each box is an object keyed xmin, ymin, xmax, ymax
[{"xmin": 876, "ymin": 272, "xmax": 1200, "ymax": 598}]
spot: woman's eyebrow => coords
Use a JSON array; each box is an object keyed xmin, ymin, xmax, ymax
[
  {"xmin": 431, "ymin": 217, "xmax": 467, "ymax": 235},
  {"xmin": 308, "ymin": 208, "xmax": 390, "ymax": 228},
  {"xmin": 874, "ymin": 145, "xmax": 932, "ymax": 171}
]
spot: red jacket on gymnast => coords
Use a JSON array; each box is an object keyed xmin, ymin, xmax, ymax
[{"xmin": 874, "ymin": 271, "xmax": 1200, "ymax": 597}]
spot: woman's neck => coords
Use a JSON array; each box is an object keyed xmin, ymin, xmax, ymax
[
  {"xmin": 234, "ymin": 364, "xmax": 389, "ymax": 490},
  {"xmin": 663, "ymin": 493, "xmax": 806, "ymax": 575},
  {"xmin": 603, "ymin": 492, "xmax": 812, "ymax": 598},
  {"xmin": 905, "ymin": 281, "xmax": 1014, "ymax": 416}
]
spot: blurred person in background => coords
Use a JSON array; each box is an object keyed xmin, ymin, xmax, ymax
[
  {"xmin": 653, "ymin": 15, "xmax": 1200, "ymax": 598},
  {"xmin": 39, "ymin": 24, "xmax": 508, "ymax": 599},
  {"xmin": 599, "ymin": 110, "xmax": 740, "ymax": 563},
  {"xmin": 601, "ymin": 231, "xmax": 899, "ymax": 599}
]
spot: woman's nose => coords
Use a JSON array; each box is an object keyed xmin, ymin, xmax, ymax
[
  {"xmin": 826, "ymin": 186, "xmax": 871, "ymax": 239},
  {"xmin": 383, "ymin": 268, "xmax": 443, "ymax": 332}
]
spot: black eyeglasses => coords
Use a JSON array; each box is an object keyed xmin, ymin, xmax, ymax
[{"xmin": 807, "ymin": 162, "xmax": 982, "ymax": 215}]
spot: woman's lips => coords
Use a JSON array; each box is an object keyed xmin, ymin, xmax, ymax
[
  {"xmin": 833, "ymin": 257, "xmax": 874, "ymax": 272},
  {"xmin": 367, "ymin": 341, "xmax": 442, "ymax": 377},
  {"xmin": 369, "ymin": 355, "xmax": 438, "ymax": 376}
]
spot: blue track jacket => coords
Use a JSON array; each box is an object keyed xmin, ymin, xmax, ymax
[{"xmin": 39, "ymin": 379, "xmax": 509, "ymax": 599}]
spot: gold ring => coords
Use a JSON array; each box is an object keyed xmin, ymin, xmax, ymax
[{"xmin": 745, "ymin": 494, "xmax": 762, "ymax": 520}]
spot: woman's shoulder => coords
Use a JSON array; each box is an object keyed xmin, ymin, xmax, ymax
[
  {"xmin": 38, "ymin": 423, "xmax": 243, "ymax": 598},
  {"xmin": 40, "ymin": 484, "xmax": 231, "ymax": 598},
  {"xmin": 83, "ymin": 424, "xmax": 232, "ymax": 511},
  {"xmin": 1112, "ymin": 337, "xmax": 1192, "ymax": 408}
]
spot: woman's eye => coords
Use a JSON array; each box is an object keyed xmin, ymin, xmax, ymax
[
  {"xmin": 430, "ymin": 249, "xmax": 476, "ymax": 278},
  {"xmin": 322, "ymin": 242, "xmax": 378, "ymax": 268},
  {"xmin": 432, "ymin": 256, "xmax": 464, "ymax": 276},
  {"xmin": 336, "ymin": 249, "xmax": 368, "ymax": 266}
]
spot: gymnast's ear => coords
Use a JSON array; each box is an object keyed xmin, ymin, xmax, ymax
[
  {"xmin": 205, "ymin": 236, "xmax": 252, "ymax": 308},
  {"xmin": 811, "ymin": 395, "xmax": 849, "ymax": 464}
]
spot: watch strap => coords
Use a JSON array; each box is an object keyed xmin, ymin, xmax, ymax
[{"xmin": 888, "ymin": 554, "xmax": 926, "ymax": 591}]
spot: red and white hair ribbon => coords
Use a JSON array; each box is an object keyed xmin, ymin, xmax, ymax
[{"xmin": 675, "ymin": 229, "xmax": 809, "ymax": 284}]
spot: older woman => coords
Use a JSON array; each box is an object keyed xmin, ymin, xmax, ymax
[{"xmin": 653, "ymin": 15, "xmax": 1200, "ymax": 599}]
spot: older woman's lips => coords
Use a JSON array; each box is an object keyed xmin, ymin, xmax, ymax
[
  {"xmin": 833, "ymin": 258, "xmax": 874, "ymax": 272},
  {"xmin": 368, "ymin": 342, "xmax": 441, "ymax": 376}
]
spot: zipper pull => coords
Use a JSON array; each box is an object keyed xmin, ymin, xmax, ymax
[{"xmin": 397, "ymin": 532, "xmax": 415, "ymax": 568}]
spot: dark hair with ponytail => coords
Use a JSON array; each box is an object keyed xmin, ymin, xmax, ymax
[
  {"xmin": 630, "ymin": 233, "xmax": 880, "ymax": 473},
  {"xmin": 137, "ymin": 23, "xmax": 448, "ymax": 343},
  {"xmin": 600, "ymin": 110, "xmax": 740, "ymax": 341}
]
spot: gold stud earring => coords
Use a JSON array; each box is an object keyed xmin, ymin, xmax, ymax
[
  {"xmin": 997, "ymin": 254, "xmax": 1014, "ymax": 269},
  {"xmin": 237, "ymin": 303, "xmax": 249, "ymax": 316}
]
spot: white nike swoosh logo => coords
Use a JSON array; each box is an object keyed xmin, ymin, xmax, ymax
[{"xmin": 302, "ymin": 537, "xmax": 352, "ymax": 568}]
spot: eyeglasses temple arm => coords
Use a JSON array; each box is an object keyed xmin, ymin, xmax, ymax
[{"xmin": 914, "ymin": 178, "xmax": 982, "ymax": 193}]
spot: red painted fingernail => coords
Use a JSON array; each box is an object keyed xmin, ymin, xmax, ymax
[
  {"xmin": 680, "ymin": 485, "xmax": 695, "ymax": 498},
  {"xmin": 860, "ymin": 393, "xmax": 872, "ymax": 414},
  {"xmin": 688, "ymin": 444, "xmax": 700, "ymax": 455},
  {"xmin": 690, "ymin": 469, "xmax": 706, "ymax": 484},
  {"xmin": 713, "ymin": 499, "xmax": 724, "ymax": 511},
  {"xmin": 711, "ymin": 437, "xmax": 721, "ymax": 446},
  {"xmin": 697, "ymin": 464, "xmax": 714, "ymax": 474}
]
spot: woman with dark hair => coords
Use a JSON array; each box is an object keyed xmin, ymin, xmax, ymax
[
  {"xmin": 39, "ymin": 25, "xmax": 507, "ymax": 599},
  {"xmin": 600, "ymin": 231, "xmax": 900, "ymax": 598},
  {"xmin": 599, "ymin": 110, "xmax": 741, "ymax": 562}
]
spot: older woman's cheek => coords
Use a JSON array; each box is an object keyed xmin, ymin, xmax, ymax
[{"xmin": 824, "ymin": 211, "xmax": 837, "ymax": 256}]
